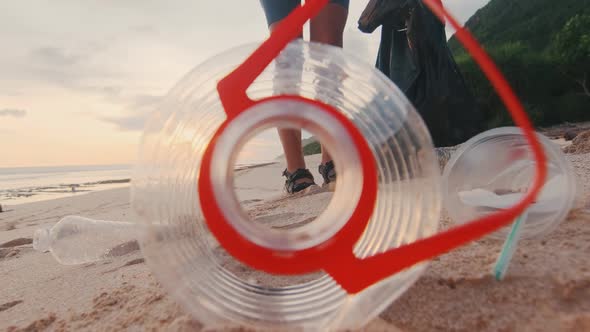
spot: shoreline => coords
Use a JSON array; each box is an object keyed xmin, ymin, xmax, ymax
[
  {"xmin": 0, "ymin": 180, "xmax": 132, "ymax": 207},
  {"xmin": 1, "ymin": 162, "xmax": 279, "ymax": 207}
]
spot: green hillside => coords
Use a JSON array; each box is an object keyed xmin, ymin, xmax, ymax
[
  {"xmin": 301, "ymin": 136, "xmax": 320, "ymax": 156},
  {"xmin": 448, "ymin": 0, "xmax": 590, "ymax": 128},
  {"xmin": 449, "ymin": 0, "xmax": 588, "ymax": 52},
  {"xmin": 303, "ymin": 140, "xmax": 321, "ymax": 156}
]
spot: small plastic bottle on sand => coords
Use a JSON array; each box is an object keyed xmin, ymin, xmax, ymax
[{"xmin": 33, "ymin": 216, "xmax": 140, "ymax": 265}]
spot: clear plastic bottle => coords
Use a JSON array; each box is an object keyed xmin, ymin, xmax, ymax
[
  {"xmin": 132, "ymin": 39, "xmax": 441, "ymax": 331},
  {"xmin": 33, "ymin": 216, "xmax": 140, "ymax": 265}
]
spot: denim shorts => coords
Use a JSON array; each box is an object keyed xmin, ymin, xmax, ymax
[{"xmin": 260, "ymin": 0, "xmax": 350, "ymax": 26}]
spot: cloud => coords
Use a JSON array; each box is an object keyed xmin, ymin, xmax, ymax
[
  {"xmin": 23, "ymin": 45, "xmax": 165, "ymax": 128},
  {"xmin": 30, "ymin": 46, "xmax": 85, "ymax": 67},
  {"xmin": 131, "ymin": 94, "xmax": 162, "ymax": 109},
  {"xmin": 130, "ymin": 24, "xmax": 158, "ymax": 35},
  {"xmin": 100, "ymin": 94, "xmax": 162, "ymax": 131},
  {"xmin": 25, "ymin": 44, "xmax": 110, "ymax": 87},
  {"xmin": 0, "ymin": 109, "xmax": 27, "ymax": 118},
  {"xmin": 0, "ymin": 91, "xmax": 20, "ymax": 97},
  {"xmin": 102, "ymin": 113, "xmax": 149, "ymax": 131}
]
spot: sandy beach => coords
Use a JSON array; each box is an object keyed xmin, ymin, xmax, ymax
[{"xmin": 1, "ymin": 146, "xmax": 589, "ymax": 331}]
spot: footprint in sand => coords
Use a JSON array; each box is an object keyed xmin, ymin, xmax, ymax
[
  {"xmin": 0, "ymin": 248, "xmax": 20, "ymax": 260},
  {"xmin": 0, "ymin": 221, "xmax": 17, "ymax": 231},
  {"xmin": 0, "ymin": 300, "xmax": 23, "ymax": 312},
  {"xmin": 240, "ymin": 199, "xmax": 263, "ymax": 205},
  {"xmin": 102, "ymin": 258, "xmax": 145, "ymax": 274},
  {"xmin": 272, "ymin": 217, "xmax": 316, "ymax": 230},
  {"xmin": 253, "ymin": 212, "xmax": 302, "ymax": 225},
  {"xmin": 0, "ymin": 238, "xmax": 33, "ymax": 248},
  {"xmin": 123, "ymin": 258, "xmax": 145, "ymax": 267}
]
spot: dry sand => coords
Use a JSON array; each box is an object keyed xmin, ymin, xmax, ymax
[
  {"xmin": 1, "ymin": 151, "xmax": 589, "ymax": 331},
  {"xmin": 564, "ymin": 130, "xmax": 590, "ymax": 155}
]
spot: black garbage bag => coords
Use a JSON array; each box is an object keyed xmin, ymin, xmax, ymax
[{"xmin": 359, "ymin": 0, "xmax": 484, "ymax": 147}]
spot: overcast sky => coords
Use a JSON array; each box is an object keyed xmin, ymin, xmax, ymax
[{"xmin": 0, "ymin": 0, "xmax": 489, "ymax": 168}]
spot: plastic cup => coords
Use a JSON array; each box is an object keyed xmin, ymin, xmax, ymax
[{"xmin": 442, "ymin": 127, "xmax": 578, "ymax": 239}]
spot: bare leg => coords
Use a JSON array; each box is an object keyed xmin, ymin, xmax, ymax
[
  {"xmin": 267, "ymin": 23, "xmax": 309, "ymax": 176},
  {"xmin": 310, "ymin": 3, "xmax": 348, "ymax": 164},
  {"xmin": 277, "ymin": 126, "xmax": 306, "ymax": 173},
  {"xmin": 269, "ymin": 3, "xmax": 348, "ymax": 181}
]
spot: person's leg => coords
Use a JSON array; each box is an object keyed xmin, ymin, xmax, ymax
[
  {"xmin": 259, "ymin": 0, "xmax": 349, "ymax": 189},
  {"xmin": 260, "ymin": 0, "xmax": 314, "ymax": 192},
  {"xmin": 310, "ymin": 1, "xmax": 349, "ymax": 168},
  {"xmin": 262, "ymin": 1, "xmax": 308, "ymax": 176},
  {"xmin": 310, "ymin": 1, "xmax": 349, "ymax": 48}
]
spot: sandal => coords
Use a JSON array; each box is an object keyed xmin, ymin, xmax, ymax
[
  {"xmin": 318, "ymin": 160, "xmax": 336, "ymax": 186},
  {"xmin": 282, "ymin": 168, "xmax": 316, "ymax": 194}
]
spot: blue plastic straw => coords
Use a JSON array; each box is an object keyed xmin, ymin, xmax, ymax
[{"xmin": 493, "ymin": 211, "xmax": 528, "ymax": 281}]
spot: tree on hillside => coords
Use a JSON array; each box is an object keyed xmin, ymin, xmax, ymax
[{"xmin": 550, "ymin": 14, "xmax": 590, "ymax": 97}]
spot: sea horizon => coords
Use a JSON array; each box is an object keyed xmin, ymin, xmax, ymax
[
  {"xmin": 0, "ymin": 164, "xmax": 133, "ymax": 206},
  {"xmin": 0, "ymin": 163, "xmax": 132, "ymax": 173},
  {"xmin": 0, "ymin": 161, "xmax": 277, "ymax": 206}
]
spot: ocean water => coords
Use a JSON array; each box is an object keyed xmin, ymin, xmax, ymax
[
  {"xmin": 0, "ymin": 164, "xmax": 132, "ymax": 205},
  {"xmin": 0, "ymin": 162, "xmax": 271, "ymax": 206}
]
